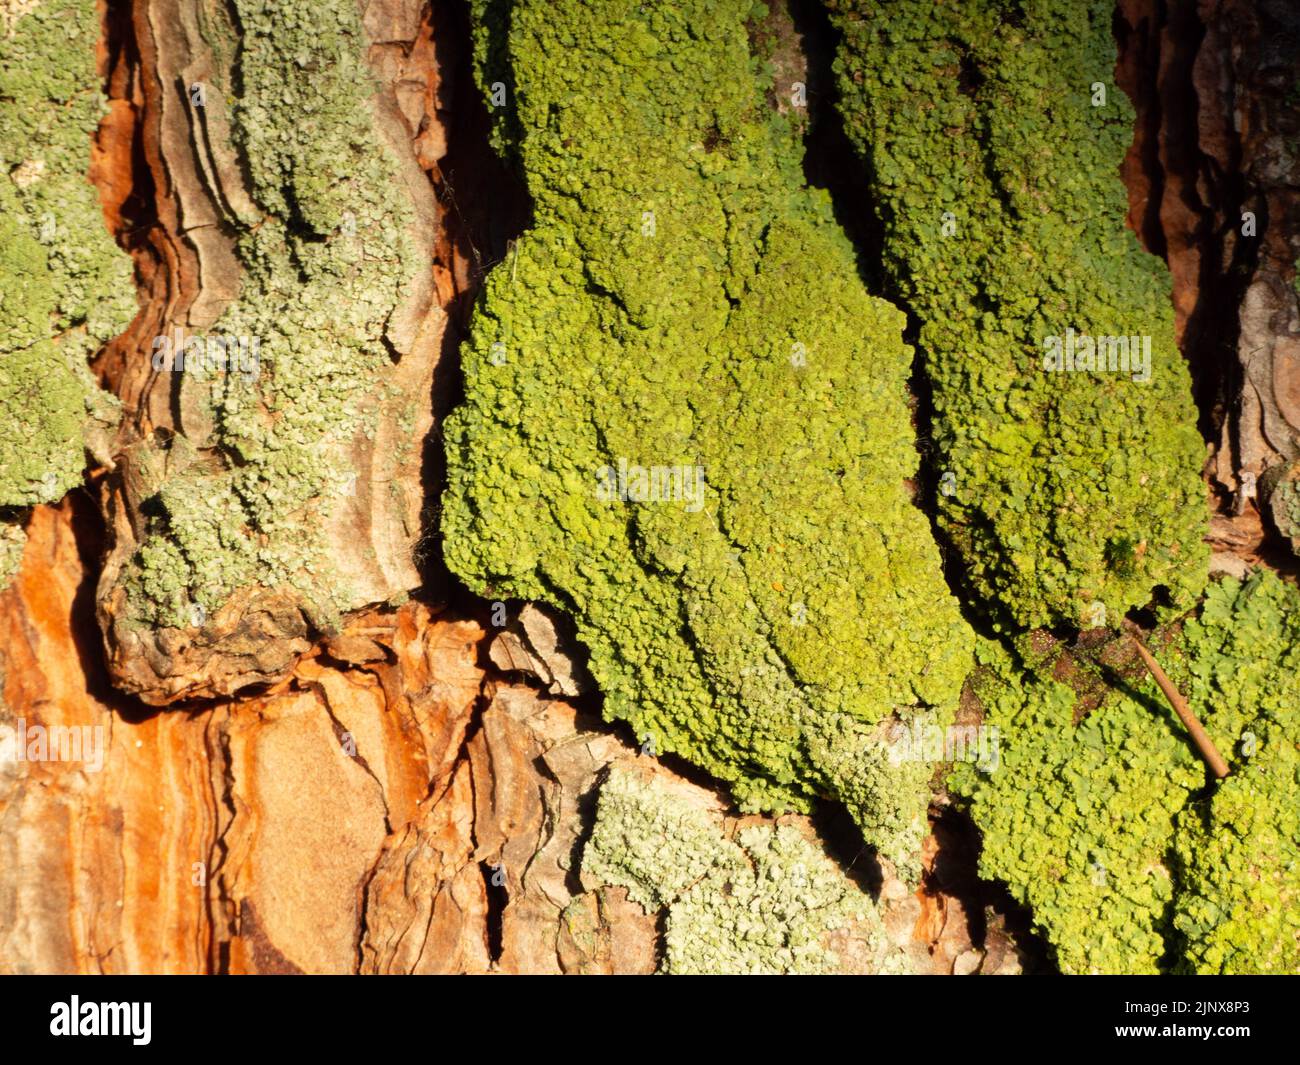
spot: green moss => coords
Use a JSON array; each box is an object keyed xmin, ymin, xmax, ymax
[
  {"xmin": 1171, "ymin": 739, "xmax": 1300, "ymax": 973},
  {"xmin": 951, "ymin": 635, "xmax": 1194, "ymax": 973},
  {"xmin": 0, "ymin": 0, "xmax": 133, "ymax": 508},
  {"xmin": 805, "ymin": 710, "xmax": 937, "ymax": 882},
  {"xmin": 467, "ymin": 0, "xmax": 524, "ymax": 158},
  {"xmin": 583, "ymin": 765, "xmax": 901, "ymax": 974},
  {"xmin": 952, "ymin": 572, "xmax": 1300, "ymax": 973},
  {"xmin": 828, "ymin": 0, "xmax": 1208, "ymax": 631},
  {"xmin": 114, "ymin": 0, "xmax": 424, "ymax": 629},
  {"xmin": 1168, "ymin": 579, "xmax": 1300, "ymax": 973},
  {"xmin": 443, "ymin": 0, "xmax": 973, "ymax": 873}
]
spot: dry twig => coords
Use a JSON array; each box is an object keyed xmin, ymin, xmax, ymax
[{"xmin": 1131, "ymin": 638, "xmax": 1230, "ymax": 779}]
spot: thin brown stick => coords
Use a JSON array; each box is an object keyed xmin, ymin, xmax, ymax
[{"xmin": 1131, "ymin": 639, "xmax": 1230, "ymax": 779}]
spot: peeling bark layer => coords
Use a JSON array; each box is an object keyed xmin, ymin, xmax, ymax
[
  {"xmin": 93, "ymin": 0, "xmax": 448, "ymax": 704},
  {"xmin": 1117, "ymin": 0, "xmax": 1300, "ymax": 565},
  {"xmin": 2, "ymin": 501, "xmax": 483, "ymax": 972},
  {"xmin": 1, "ymin": 501, "xmax": 1017, "ymax": 974}
]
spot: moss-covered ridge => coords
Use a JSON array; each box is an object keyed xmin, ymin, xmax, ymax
[
  {"xmin": 828, "ymin": 0, "xmax": 1208, "ymax": 631},
  {"xmin": 951, "ymin": 571, "xmax": 1300, "ymax": 974},
  {"xmin": 0, "ymin": 0, "xmax": 133, "ymax": 530},
  {"xmin": 443, "ymin": 0, "xmax": 973, "ymax": 875}
]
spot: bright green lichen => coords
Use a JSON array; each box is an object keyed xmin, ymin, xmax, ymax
[
  {"xmin": 115, "ymin": 0, "xmax": 423, "ymax": 629},
  {"xmin": 444, "ymin": 0, "xmax": 973, "ymax": 874},
  {"xmin": 951, "ymin": 635, "xmax": 1196, "ymax": 973},
  {"xmin": 952, "ymin": 572, "xmax": 1300, "ymax": 973},
  {"xmin": 0, "ymin": 0, "xmax": 132, "ymax": 509},
  {"xmin": 583, "ymin": 765, "xmax": 902, "ymax": 974},
  {"xmin": 1168, "ymin": 581, "xmax": 1300, "ymax": 974},
  {"xmin": 828, "ymin": 0, "xmax": 1208, "ymax": 631},
  {"xmin": 1171, "ymin": 733, "xmax": 1300, "ymax": 974},
  {"xmin": 805, "ymin": 711, "xmax": 936, "ymax": 881}
]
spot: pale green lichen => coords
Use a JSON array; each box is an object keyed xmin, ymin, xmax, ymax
[
  {"xmin": 0, "ymin": 0, "xmax": 132, "ymax": 509},
  {"xmin": 1260, "ymin": 460, "xmax": 1300, "ymax": 551},
  {"xmin": 582, "ymin": 768, "xmax": 748, "ymax": 915},
  {"xmin": 952, "ymin": 572, "xmax": 1300, "ymax": 974},
  {"xmin": 115, "ymin": 0, "xmax": 423, "ymax": 629},
  {"xmin": 445, "ymin": 0, "xmax": 972, "ymax": 876},
  {"xmin": 828, "ymin": 0, "xmax": 1208, "ymax": 631},
  {"xmin": 582, "ymin": 765, "xmax": 899, "ymax": 974},
  {"xmin": 0, "ymin": 521, "xmax": 25, "ymax": 586}
]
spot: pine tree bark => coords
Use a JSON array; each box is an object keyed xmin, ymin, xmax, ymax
[{"xmin": 1, "ymin": 0, "xmax": 1293, "ymax": 975}]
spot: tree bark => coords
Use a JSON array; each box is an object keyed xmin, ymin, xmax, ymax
[{"xmin": 0, "ymin": 0, "xmax": 1295, "ymax": 975}]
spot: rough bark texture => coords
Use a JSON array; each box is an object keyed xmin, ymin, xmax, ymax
[
  {"xmin": 1117, "ymin": 0, "xmax": 1300, "ymax": 567},
  {"xmin": 1, "ymin": 0, "xmax": 1295, "ymax": 975},
  {"xmin": 1, "ymin": 500, "xmax": 1026, "ymax": 973},
  {"xmin": 0, "ymin": 2, "xmax": 1024, "ymax": 972},
  {"xmin": 89, "ymin": 0, "xmax": 447, "ymax": 705}
]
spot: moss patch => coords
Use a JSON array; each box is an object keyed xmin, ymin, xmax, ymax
[
  {"xmin": 952, "ymin": 572, "xmax": 1300, "ymax": 973},
  {"xmin": 828, "ymin": 0, "xmax": 1208, "ymax": 631},
  {"xmin": 444, "ymin": 0, "xmax": 973, "ymax": 875}
]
